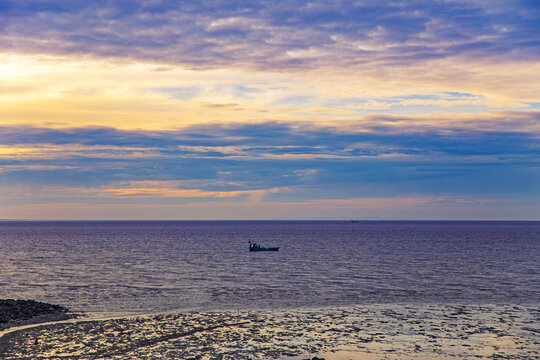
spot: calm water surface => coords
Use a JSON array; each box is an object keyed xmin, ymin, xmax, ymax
[{"xmin": 0, "ymin": 221, "xmax": 538, "ymax": 315}]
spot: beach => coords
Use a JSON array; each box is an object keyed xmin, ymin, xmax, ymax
[{"xmin": 1, "ymin": 304, "xmax": 538, "ymax": 359}]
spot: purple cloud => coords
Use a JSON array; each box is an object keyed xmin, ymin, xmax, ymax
[{"xmin": 2, "ymin": 1, "xmax": 538, "ymax": 69}]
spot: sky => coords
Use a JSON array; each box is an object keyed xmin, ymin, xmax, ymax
[{"xmin": 1, "ymin": 0, "xmax": 539, "ymax": 220}]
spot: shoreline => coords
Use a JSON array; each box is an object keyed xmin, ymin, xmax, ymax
[{"xmin": 1, "ymin": 303, "xmax": 538, "ymax": 359}]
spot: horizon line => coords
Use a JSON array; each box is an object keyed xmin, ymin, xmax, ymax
[{"xmin": 1, "ymin": 219, "xmax": 539, "ymax": 222}]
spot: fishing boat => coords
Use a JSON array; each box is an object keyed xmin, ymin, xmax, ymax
[{"xmin": 248, "ymin": 241, "xmax": 279, "ymax": 251}]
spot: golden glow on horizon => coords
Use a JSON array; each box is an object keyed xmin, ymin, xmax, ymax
[
  {"xmin": 1, "ymin": 53, "xmax": 539, "ymax": 131},
  {"xmin": 103, "ymin": 184, "xmax": 288, "ymax": 200},
  {"xmin": 1, "ymin": 195, "xmax": 526, "ymax": 221},
  {"xmin": 0, "ymin": 181, "xmax": 290, "ymax": 201}
]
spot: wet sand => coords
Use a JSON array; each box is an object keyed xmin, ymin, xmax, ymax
[{"xmin": 0, "ymin": 304, "xmax": 538, "ymax": 359}]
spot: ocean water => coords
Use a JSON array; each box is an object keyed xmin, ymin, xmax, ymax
[{"xmin": 0, "ymin": 221, "xmax": 539, "ymax": 316}]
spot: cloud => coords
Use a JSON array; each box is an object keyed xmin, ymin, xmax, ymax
[
  {"xmin": 1, "ymin": 1, "xmax": 539, "ymax": 219},
  {"xmin": 6, "ymin": 180, "xmax": 289, "ymax": 201},
  {"xmin": 1, "ymin": 53, "xmax": 538, "ymax": 133},
  {"xmin": 153, "ymin": 86, "xmax": 201, "ymax": 100},
  {"xmin": 0, "ymin": 116, "xmax": 539, "ymax": 209},
  {"xmin": 2, "ymin": 111, "xmax": 539, "ymax": 161},
  {"xmin": 1, "ymin": 1, "xmax": 538, "ymax": 72}
]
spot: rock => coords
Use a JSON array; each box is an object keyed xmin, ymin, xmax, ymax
[{"xmin": 0, "ymin": 299, "xmax": 79, "ymax": 330}]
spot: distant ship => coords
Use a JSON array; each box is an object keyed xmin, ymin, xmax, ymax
[{"xmin": 248, "ymin": 241, "xmax": 279, "ymax": 251}]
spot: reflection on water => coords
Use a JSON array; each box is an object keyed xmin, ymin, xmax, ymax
[{"xmin": 0, "ymin": 221, "xmax": 539, "ymax": 315}]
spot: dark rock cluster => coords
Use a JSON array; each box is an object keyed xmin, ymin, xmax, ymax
[{"xmin": 0, "ymin": 299, "xmax": 77, "ymax": 330}]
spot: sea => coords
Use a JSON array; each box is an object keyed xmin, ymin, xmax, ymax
[{"xmin": 1, "ymin": 221, "xmax": 539, "ymax": 317}]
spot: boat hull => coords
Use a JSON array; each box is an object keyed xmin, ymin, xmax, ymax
[{"xmin": 249, "ymin": 247, "xmax": 279, "ymax": 251}]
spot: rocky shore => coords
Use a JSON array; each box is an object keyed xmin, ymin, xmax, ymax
[
  {"xmin": 0, "ymin": 304, "xmax": 538, "ymax": 359},
  {"xmin": 0, "ymin": 299, "xmax": 80, "ymax": 331}
]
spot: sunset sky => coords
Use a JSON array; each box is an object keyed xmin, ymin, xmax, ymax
[{"xmin": 1, "ymin": 0, "xmax": 539, "ymax": 220}]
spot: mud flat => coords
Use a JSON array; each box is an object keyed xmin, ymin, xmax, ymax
[{"xmin": 0, "ymin": 304, "xmax": 538, "ymax": 359}]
